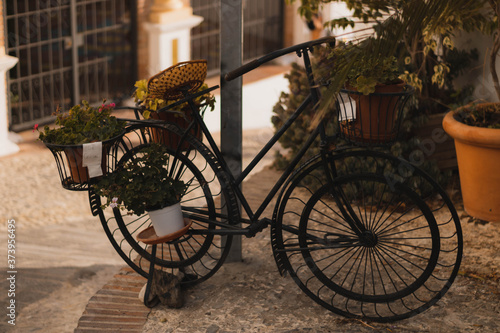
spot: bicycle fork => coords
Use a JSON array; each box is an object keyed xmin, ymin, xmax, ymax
[{"xmin": 319, "ymin": 147, "xmax": 368, "ymax": 239}]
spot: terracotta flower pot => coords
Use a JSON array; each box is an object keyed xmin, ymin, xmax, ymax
[
  {"xmin": 443, "ymin": 108, "xmax": 500, "ymax": 222},
  {"xmin": 150, "ymin": 108, "xmax": 202, "ymax": 150},
  {"xmin": 339, "ymin": 82, "xmax": 406, "ymax": 144},
  {"xmin": 63, "ymin": 146, "xmax": 107, "ymax": 184}
]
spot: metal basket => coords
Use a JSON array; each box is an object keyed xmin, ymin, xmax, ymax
[
  {"xmin": 44, "ymin": 135, "xmax": 122, "ymax": 191},
  {"xmin": 337, "ymin": 84, "xmax": 413, "ymax": 145}
]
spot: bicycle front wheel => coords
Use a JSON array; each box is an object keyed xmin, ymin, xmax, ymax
[{"xmin": 273, "ymin": 149, "xmax": 462, "ymax": 322}]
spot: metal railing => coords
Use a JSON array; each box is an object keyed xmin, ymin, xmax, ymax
[
  {"xmin": 5, "ymin": 0, "xmax": 137, "ymax": 132},
  {"xmin": 191, "ymin": 0, "xmax": 283, "ymax": 77}
]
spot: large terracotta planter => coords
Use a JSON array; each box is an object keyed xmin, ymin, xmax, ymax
[{"xmin": 443, "ymin": 109, "xmax": 500, "ymax": 222}]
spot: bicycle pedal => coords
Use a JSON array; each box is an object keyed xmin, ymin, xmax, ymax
[{"xmin": 246, "ymin": 218, "xmax": 270, "ymax": 237}]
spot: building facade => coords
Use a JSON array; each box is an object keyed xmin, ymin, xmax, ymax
[{"xmin": 1, "ymin": 0, "xmax": 322, "ymax": 132}]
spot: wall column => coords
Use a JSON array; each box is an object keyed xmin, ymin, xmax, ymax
[
  {"xmin": 144, "ymin": 0, "xmax": 203, "ymax": 76},
  {"xmin": 0, "ymin": 54, "xmax": 19, "ymax": 157}
]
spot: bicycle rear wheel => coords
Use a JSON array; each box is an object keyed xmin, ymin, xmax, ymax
[
  {"xmin": 273, "ymin": 149, "xmax": 462, "ymax": 322},
  {"xmin": 92, "ymin": 123, "xmax": 239, "ymax": 287}
]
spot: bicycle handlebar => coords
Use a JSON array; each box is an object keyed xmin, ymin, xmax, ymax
[{"xmin": 224, "ymin": 36, "xmax": 336, "ymax": 82}]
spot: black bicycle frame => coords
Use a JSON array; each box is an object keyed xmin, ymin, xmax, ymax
[
  {"xmin": 185, "ymin": 47, "xmax": 326, "ymax": 227},
  {"xmin": 158, "ymin": 37, "xmax": 365, "ymax": 237}
]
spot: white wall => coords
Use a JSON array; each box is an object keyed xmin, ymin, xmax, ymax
[
  {"xmin": 203, "ymin": 73, "xmax": 290, "ymax": 132},
  {"xmin": 322, "ymin": 3, "xmax": 375, "ymax": 42}
]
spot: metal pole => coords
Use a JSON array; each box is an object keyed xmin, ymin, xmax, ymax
[
  {"xmin": 220, "ymin": 0, "xmax": 243, "ymax": 262},
  {"xmin": 70, "ymin": 0, "xmax": 80, "ymax": 104}
]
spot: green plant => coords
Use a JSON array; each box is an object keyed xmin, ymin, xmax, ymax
[
  {"xmin": 458, "ymin": 103, "xmax": 500, "ymax": 129},
  {"xmin": 92, "ymin": 143, "xmax": 188, "ymax": 216},
  {"xmin": 331, "ymin": 42, "xmax": 402, "ymax": 94},
  {"xmin": 36, "ymin": 100, "xmax": 126, "ymax": 145},
  {"xmin": 449, "ymin": 1, "xmax": 500, "ymax": 104},
  {"xmin": 289, "ymin": 0, "xmax": 487, "ymax": 115},
  {"xmin": 272, "ymin": 50, "xmax": 448, "ymax": 188},
  {"xmin": 133, "ymin": 80, "xmax": 215, "ymax": 119},
  {"xmin": 482, "ymin": 1, "xmax": 500, "ymax": 101}
]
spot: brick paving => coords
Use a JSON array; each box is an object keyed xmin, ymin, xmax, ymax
[{"xmin": 75, "ymin": 267, "xmax": 150, "ymax": 332}]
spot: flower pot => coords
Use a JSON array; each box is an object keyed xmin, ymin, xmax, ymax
[
  {"xmin": 443, "ymin": 109, "xmax": 500, "ymax": 222},
  {"xmin": 63, "ymin": 145, "xmax": 107, "ymax": 184},
  {"xmin": 339, "ymin": 83, "xmax": 407, "ymax": 144},
  {"xmin": 147, "ymin": 202, "xmax": 185, "ymax": 237},
  {"xmin": 149, "ymin": 108, "xmax": 202, "ymax": 151},
  {"xmin": 44, "ymin": 133, "xmax": 123, "ymax": 189}
]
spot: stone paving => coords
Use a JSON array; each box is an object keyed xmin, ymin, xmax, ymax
[{"xmin": 0, "ymin": 137, "xmax": 125, "ymax": 333}]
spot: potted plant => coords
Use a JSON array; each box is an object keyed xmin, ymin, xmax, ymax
[
  {"xmin": 92, "ymin": 143, "xmax": 189, "ymax": 237},
  {"xmin": 441, "ymin": 1, "xmax": 500, "ymax": 222},
  {"xmin": 134, "ymin": 78, "xmax": 215, "ymax": 120},
  {"xmin": 331, "ymin": 43, "xmax": 410, "ymax": 143},
  {"xmin": 36, "ymin": 100, "xmax": 126, "ymax": 185},
  {"xmin": 443, "ymin": 103, "xmax": 500, "ymax": 222},
  {"xmin": 133, "ymin": 62, "xmax": 215, "ymax": 150}
]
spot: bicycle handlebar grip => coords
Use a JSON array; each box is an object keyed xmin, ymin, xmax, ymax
[{"xmin": 224, "ymin": 59, "xmax": 260, "ymax": 81}]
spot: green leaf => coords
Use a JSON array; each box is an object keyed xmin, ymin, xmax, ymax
[{"xmin": 92, "ymin": 143, "xmax": 189, "ymax": 216}]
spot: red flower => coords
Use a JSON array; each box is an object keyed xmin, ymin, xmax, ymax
[{"xmin": 33, "ymin": 124, "xmax": 39, "ymax": 132}]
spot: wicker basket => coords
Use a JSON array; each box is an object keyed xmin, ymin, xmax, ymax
[
  {"xmin": 147, "ymin": 60, "xmax": 207, "ymax": 101},
  {"xmin": 144, "ymin": 60, "xmax": 208, "ymax": 150}
]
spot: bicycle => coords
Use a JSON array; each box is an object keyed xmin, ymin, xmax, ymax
[{"xmin": 77, "ymin": 36, "xmax": 462, "ymax": 322}]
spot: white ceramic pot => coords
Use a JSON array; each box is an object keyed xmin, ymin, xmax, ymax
[{"xmin": 147, "ymin": 202, "xmax": 185, "ymax": 237}]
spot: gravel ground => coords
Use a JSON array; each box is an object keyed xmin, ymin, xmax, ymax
[
  {"xmin": 142, "ymin": 167, "xmax": 500, "ymax": 333},
  {"xmin": 0, "ymin": 127, "xmax": 281, "ymax": 332}
]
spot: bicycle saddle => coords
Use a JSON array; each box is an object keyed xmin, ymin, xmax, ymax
[{"xmin": 147, "ymin": 60, "xmax": 207, "ymax": 101}]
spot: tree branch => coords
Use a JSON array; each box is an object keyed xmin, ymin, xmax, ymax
[{"xmin": 488, "ymin": 1, "xmax": 500, "ymax": 100}]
